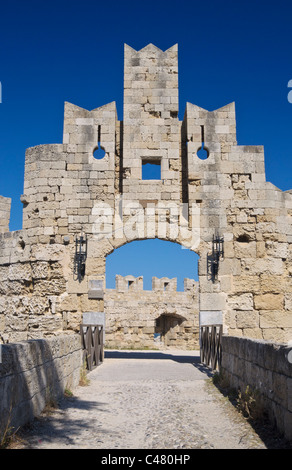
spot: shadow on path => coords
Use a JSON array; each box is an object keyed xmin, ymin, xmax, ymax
[
  {"xmin": 13, "ymin": 349, "xmax": 216, "ymax": 448},
  {"xmin": 16, "ymin": 396, "xmax": 114, "ymax": 449},
  {"xmin": 104, "ymin": 350, "xmax": 214, "ymax": 377}
]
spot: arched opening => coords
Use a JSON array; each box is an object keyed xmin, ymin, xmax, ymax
[
  {"xmin": 106, "ymin": 239, "xmax": 199, "ymax": 290},
  {"xmin": 104, "ymin": 239, "xmax": 200, "ymax": 350},
  {"xmin": 155, "ymin": 313, "xmax": 186, "ymax": 347}
]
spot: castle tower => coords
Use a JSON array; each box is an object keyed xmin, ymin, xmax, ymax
[{"xmin": 122, "ymin": 44, "xmax": 181, "ymax": 202}]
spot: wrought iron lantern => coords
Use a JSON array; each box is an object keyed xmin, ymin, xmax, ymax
[
  {"xmin": 74, "ymin": 232, "xmax": 87, "ymax": 282},
  {"xmin": 208, "ymin": 233, "xmax": 224, "ymax": 283}
]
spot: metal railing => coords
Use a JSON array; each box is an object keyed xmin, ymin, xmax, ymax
[
  {"xmin": 200, "ymin": 324, "xmax": 223, "ymax": 371},
  {"xmin": 80, "ymin": 324, "xmax": 104, "ymax": 371}
]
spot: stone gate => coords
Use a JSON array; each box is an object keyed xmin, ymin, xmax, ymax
[
  {"xmin": 0, "ymin": 43, "xmax": 291, "ymax": 346},
  {"xmin": 104, "ymin": 275, "xmax": 199, "ymax": 350}
]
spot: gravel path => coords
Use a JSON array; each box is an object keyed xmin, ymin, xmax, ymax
[{"xmin": 13, "ymin": 350, "xmax": 286, "ymax": 449}]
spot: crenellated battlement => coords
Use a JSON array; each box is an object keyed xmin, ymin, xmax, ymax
[
  {"xmin": 104, "ymin": 273, "xmax": 200, "ymax": 350},
  {"xmin": 110, "ymin": 274, "xmax": 198, "ymax": 293}
]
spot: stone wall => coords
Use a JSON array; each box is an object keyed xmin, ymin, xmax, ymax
[
  {"xmin": 0, "ymin": 334, "xmax": 82, "ymax": 439},
  {"xmin": 220, "ymin": 336, "xmax": 292, "ymax": 441},
  {"xmin": 0, "ymin": 196, "xmax": 11, "ymax": 233},
  {"xmin": 0, "ymin": 231, "xmax": 100, "ymax": 344},
  {"xmin": 184, "ymin": 100, "xmax": 292, "ymax": 343},
  {"xmin": 0, "ymin": 232, "xmax": 71, "ymax": 343},
  {"xmin": 104, "ymin": 275, "xmax": 199, "ymax": 349}
]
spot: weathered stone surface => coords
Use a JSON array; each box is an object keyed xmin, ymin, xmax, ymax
[
  {"xmin": 0, "ymin": 43, "xmax": 291, "ymax": 345},
  {"xmin": 0, "ymin": 335, "xmax": 82, "ymax": 439},
  {"xmin": 228, "ymin": 293, "xmax": 254, "ymax": 311},
  {"xmin": 221, "ymin": 336, "xmax": 292, "ymax": 441},
  {"xmin": 285, "ymin": 294, "xmax": 292, "ymax": 311},
  {"xmin": 254, "ymin": 294, "xmax": 284, "ymax": 310},
  {"xmin": 234, "ymin": 310, "xmax": 259, "ymax": 329}
]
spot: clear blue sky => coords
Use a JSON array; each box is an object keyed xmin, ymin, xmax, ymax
[
  {"xmin": 0, "ymin": 0, "xmax": 291, "ymax": 289},
  {"xmin": 106, "ymin": 240, "xmax": 200, "ymax": 290}
]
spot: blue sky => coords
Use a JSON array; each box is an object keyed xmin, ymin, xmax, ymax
[
  {"xmin": 0, "ymin": 0, "xmax": 291, "ymax": 289},
  {"xmin": 106, "ymin": 240, "xmax": 200, "ymax": 290}
]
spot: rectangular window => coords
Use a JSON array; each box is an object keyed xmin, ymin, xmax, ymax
[{"xmin": 142, "ymin": 159, "xmax": 161, "ymax": 180}]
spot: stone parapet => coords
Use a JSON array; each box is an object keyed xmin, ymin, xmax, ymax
[
  {"xmin": 220, "ymin": 336, "xmax": 292, "ymax": 442},
  {"xmin": 0, "ymin": 334, "xmax": 82, "ymax": 439}
]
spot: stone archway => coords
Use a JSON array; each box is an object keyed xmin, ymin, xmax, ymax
[
  {"xmin": 102, "ymin": 238, "xmax": 200, "ymax": 350},
  {"xmin": 155, "ymin": 313, "xmax": 187, "ymax": 348}
]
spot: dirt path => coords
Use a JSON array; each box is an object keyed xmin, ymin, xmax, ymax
[{"xmin": 12, "ymin": 350, "xmax": 287, "ymax": 449}]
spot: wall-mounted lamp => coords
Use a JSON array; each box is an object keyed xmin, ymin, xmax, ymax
[
  {"xmin": 74, "ymin": 232, "xmax": 87, "ymax": 282},
  {"xmin": 207, "ymin": 233, "xmax": 224, "ymax": 283}
]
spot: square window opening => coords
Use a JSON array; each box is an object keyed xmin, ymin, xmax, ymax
[
  {"xmin": 128, "ymin": 280, "xmax": 134, "ymax": 290},
  {"xmin": 142, "ymin": 159, "xmax": 161, "ymax": 180}
]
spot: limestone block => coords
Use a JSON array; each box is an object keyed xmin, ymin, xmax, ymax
[
  {"xmin": 28, "ymin": 315, "xmax": 63, "ymax": 335},
  {"xmin": 200, "ymin": 293, "xmax": 226, "ymax": 311},
  {"xmin": 259, "ymin": 310, "xmax": 292, "ymax": 328},
  {"xmin": 22, "ymin": 296, "xmax": 50, "ymax": 315},
  {"xmin": 262, "ymin": 328, "xmax": 292, "ymax": 343},
  {"xmin": 219, "ymin": 258, "xmax": 241, "ymax": 276},
  {"xmin": 285, "ymin": 294, "xmax": 292, "ymax": 311},
  {"xmin": 4, "ymin": 311, "xmax": 28, "ymax": 337},
  {"xmin": 66, "ymin": 276, "xmax": 88, "ymax": 295},
  {"xmin": 200, "ymin": 310, "xmax": 222, "ymax": 326},
  {"xmin": 241, "ymin": 328, "xmax": 263, "ymax": 340},
  {"xmin": 31, "ymin": 261, "xmax": 49, "ymax": 279},
  {"xmin": 241, "ymin": 258, "xmax": 284, "ymax": 276},
  {"xmin": 59, "ymin": 293, "xmax": 79, "ymax": 312},
  {"xmin": 31, "ymin": 244, "xmax": 65, "ymax": 262},
  {"xmin": 33, "ymin": 278, "xmax": 66, "ymax": 296},
  {"xmin": 63, "ymin": 311, "xmax": 82, "ymax": 330},
  {"xmin": 234, "ymin": 310, "xmax": 259, "ymax": 329},
  {"xmin": 234, "ymin": 241, "xmax": 257, "ymax": 258},
  {"xmin": 232, "ymin": 275, "xmax": 261, "ymax": 294},
  {"xmin": 8, "ymin": 263, "xmax": 32, "ymax": 281},
  {"xmin": 228, "ymin": 293, "xmax": 254, "ymax": 311},
  {"xmin": 254, "ymin": 294, "xmax": 284, "ymax": 310},
  {"xmin": 88, "ymin": 279, "xmax": 104, "ymax": 299},
  {"xmin": 256, "ymin": 241, "xmax": 266, "ymax": 258},
  {"xmin": 259, "ymin": 275, "xmax": 287, "ymax": 294},
  {"xmin": 265, "ymin": 241, "xmax": 288, "ymax": 259}
]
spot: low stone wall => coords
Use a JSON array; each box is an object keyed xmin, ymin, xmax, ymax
[
  {"xmin": 220, "ymin": 336, "xmax": 292, "ymax": 441},
  {"xmin": 0, "ymin": 334, "xmax": 82, "ymax": 439}
]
